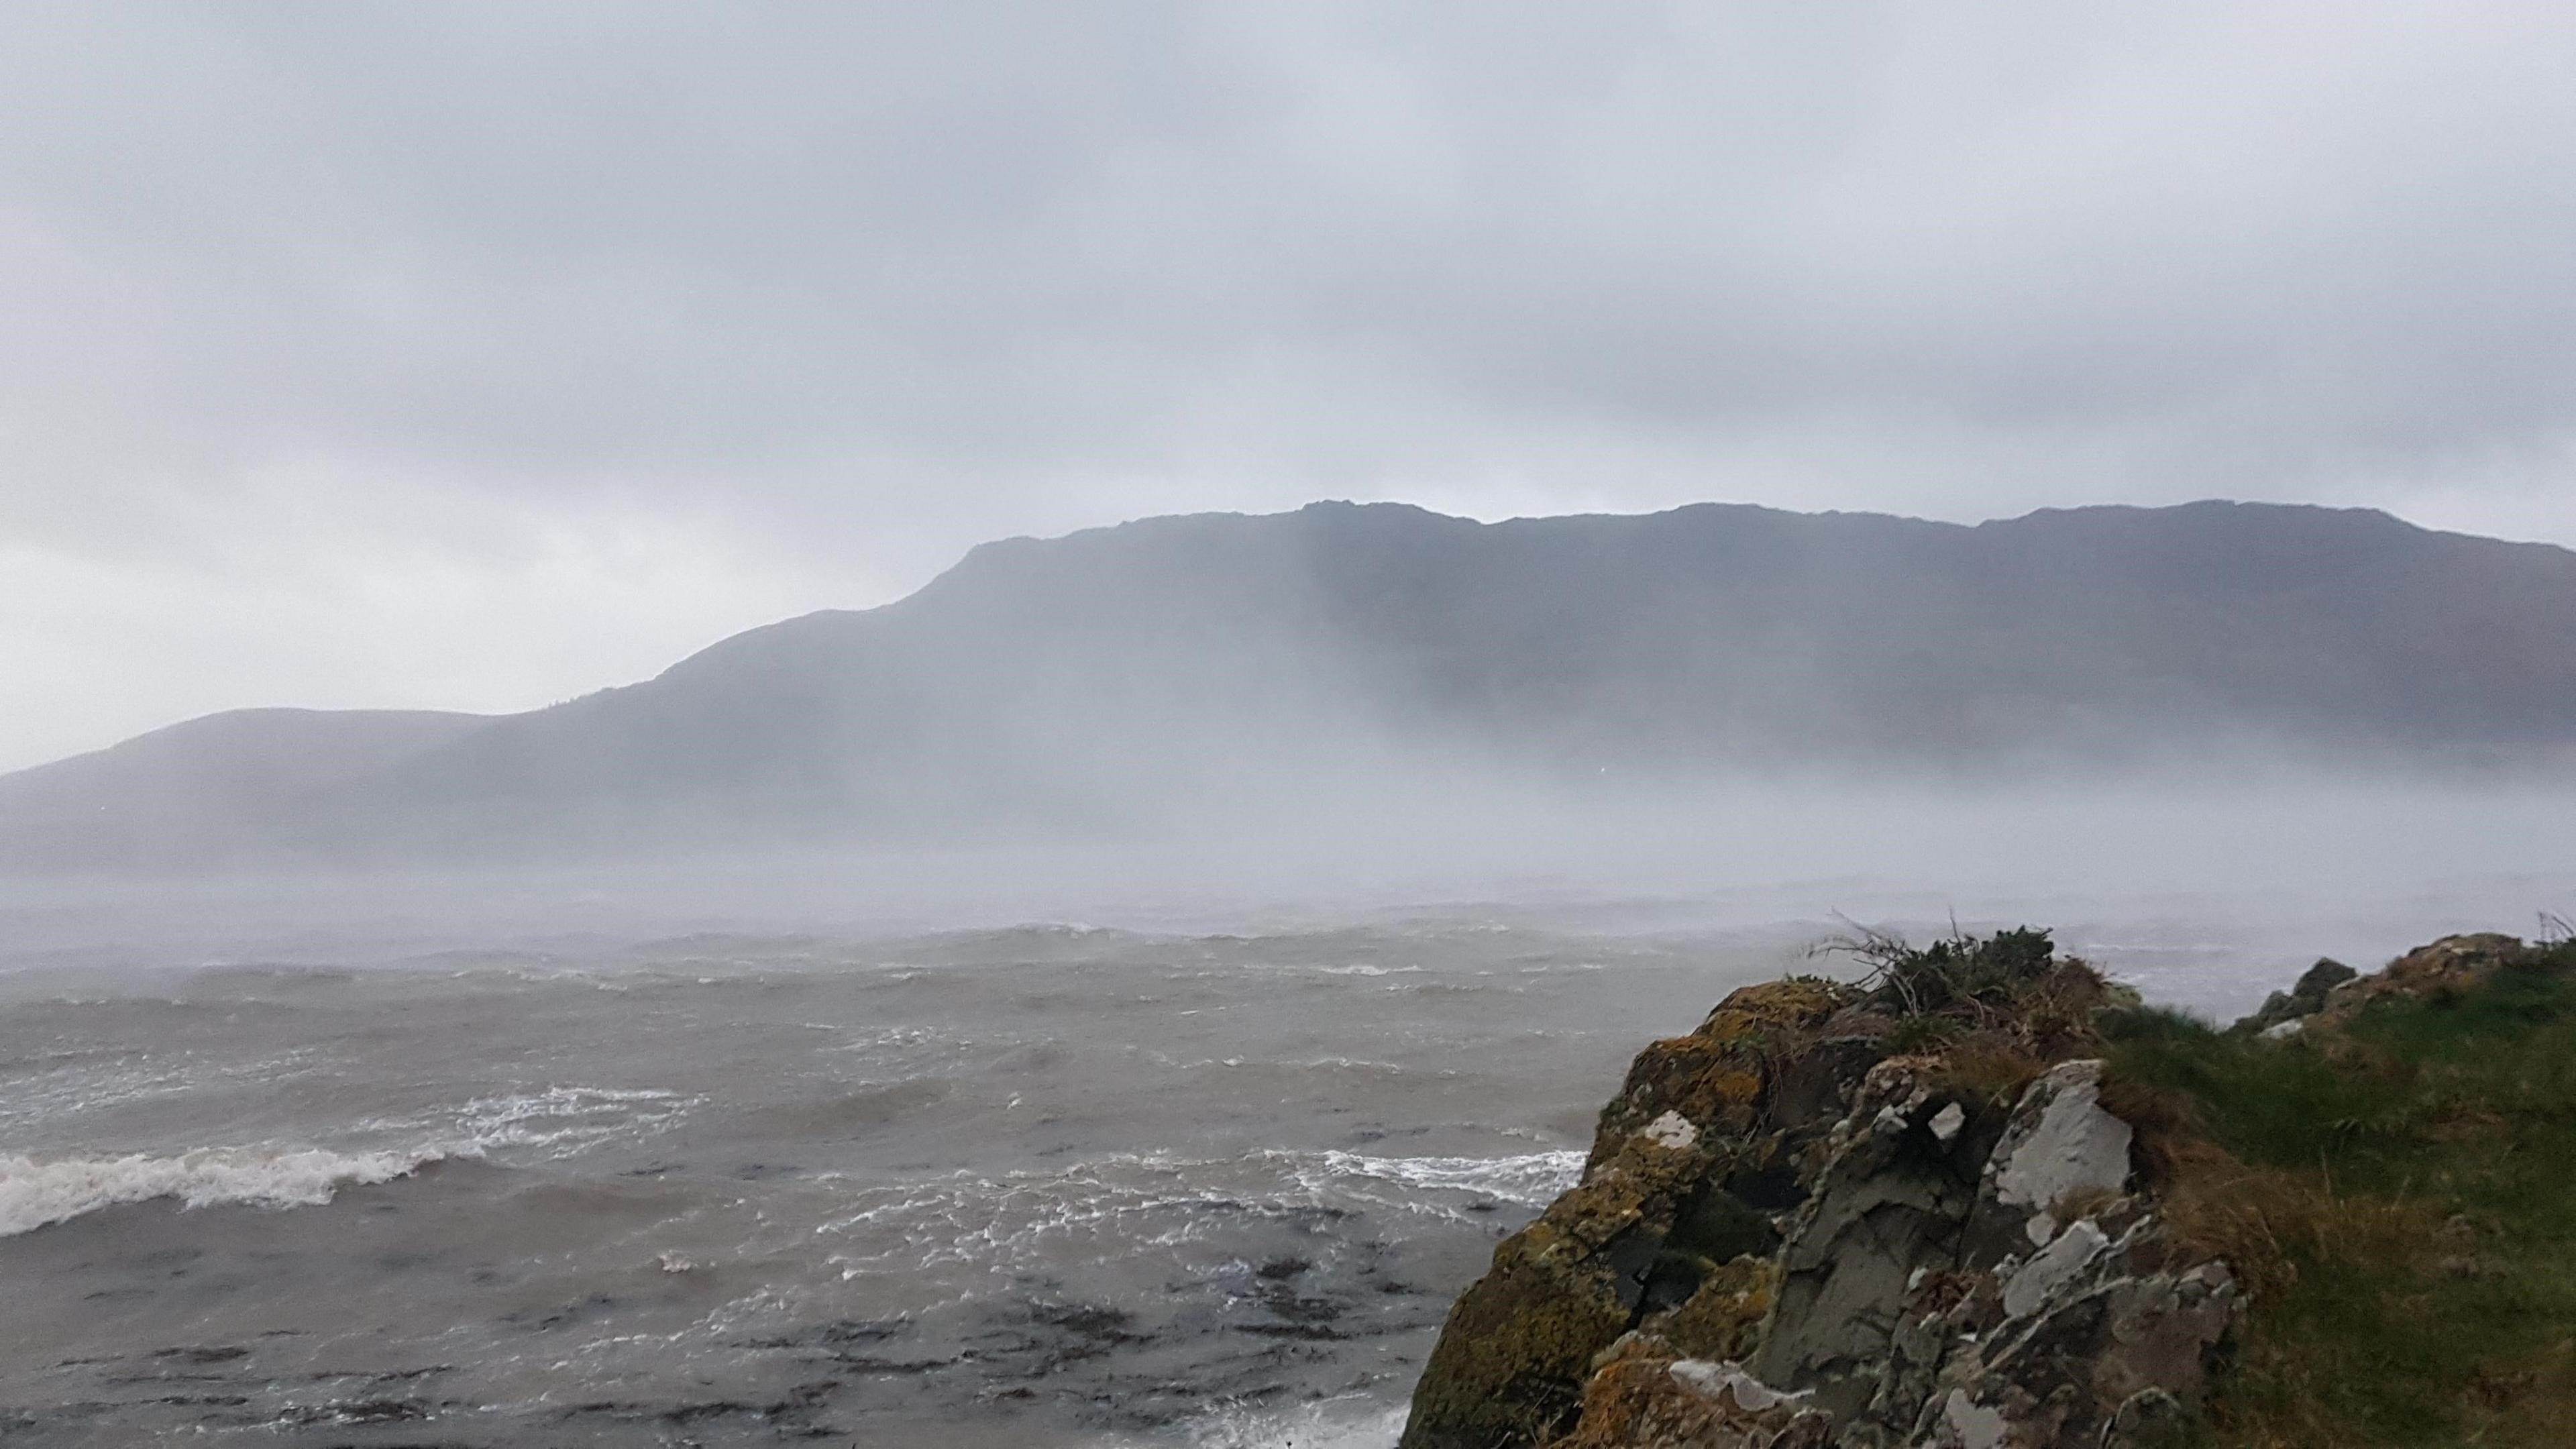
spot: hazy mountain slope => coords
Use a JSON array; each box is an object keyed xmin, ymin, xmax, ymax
[
  {"xmin": 7, "ymin": 500, "xmax": 2574, "ymax": 870},
  {"xmin": 0, "ymin": 708, "xmax": 490, "ymax": 871}
]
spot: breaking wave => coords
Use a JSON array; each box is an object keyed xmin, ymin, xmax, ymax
[
  {"xmin": 0, "ymin": 1145, "xmax": 444, "ymax": 1237},
  {"xmin": 1299, "ymin": 1148, "xmax": 1584, "ymax": 1208},
  {"xmin": 0, "ymin": 1079, "xmax": 701, "ymax": 1240}
]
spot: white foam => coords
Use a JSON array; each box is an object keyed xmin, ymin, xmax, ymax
[
  {"xmin": 1089, "ymin": 1395, "xmax": 1404, "ymax": 1449},
  {"xmin": 1306, "ymin": 1148, "xmax": 1584, "ymax": 1208},
  {"xmin": 444, "ymin": 1085, "xmax": 696, "ymax": 1159},
  {"xmin": 1173, "ymin": 1397, "xmax": 1407, "ymax": 1449},
  {"xmin": 345, "ymin": 1084, "xmax": 698, "ymax": 1163},
  {"xmin": 819, "ymin": 1146, "xmax": 1585, "ymax": 1283},
  {"xmin": 0, "ymin": 1144, "xmax": 443, "ymax": 1237},
  {"xmin": 0, "ymin": 1083, "xmax": 702, "ymax": 1238}
]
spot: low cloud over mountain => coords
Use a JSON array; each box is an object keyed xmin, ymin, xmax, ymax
[{"xmin": 8, "ymin": 500, "xmax": 2572, "ymax": 873}]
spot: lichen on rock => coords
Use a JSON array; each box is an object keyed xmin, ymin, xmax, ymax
[{"xmin": 1554, "ymin": 1334, "xmax": 1834, "ymax": 1449}]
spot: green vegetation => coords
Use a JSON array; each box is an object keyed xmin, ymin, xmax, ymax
[
  {"xmin": 1823, "ymin": 922, "xmax": 2123, "ymax": 1105},
  {"xmin": 2103, "ymin": 936, "xmax": 2576, "ymax": 1446},
  {"xmin": 1825, "ymin": 924, "xmax": 2576, "ymax": 1442},
  {"xmin": 1829, "ymin": 922, "xmax": 2061, "ymax": 1017}
]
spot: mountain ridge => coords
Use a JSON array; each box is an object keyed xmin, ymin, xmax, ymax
[{"xmin": 7, "ymin": 499, "xmax": 2573, "ymax": 873}]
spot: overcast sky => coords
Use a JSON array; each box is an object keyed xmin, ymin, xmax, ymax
[{"xmin": 5, "ymin": 2, "xmax": 2575, "ymax": 770}]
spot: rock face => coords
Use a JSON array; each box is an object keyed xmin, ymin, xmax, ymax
[
  {"xmin": 1397, "ymin": 978, "xmax": 1860, "ymax": 1449},
  {"xmin": 1750, "ymin": 1059, "xmax": 2234, "ymax": 1447},
  {"xmin": 1400, "ymin": 934, "xmax": 2240, "ymax": 1449}
]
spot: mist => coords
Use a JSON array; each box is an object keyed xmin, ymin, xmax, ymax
[
  {"xmin": 6, "ymin": 762, "xmax": 2567, "ymax": 1016},
  {"xmin": 12, "ymin": 512, "xmax": 2570, "ymax": 1449},
  {"xmin": 6, "ymin": 500, "xmax": 2571, "ymax": 1018}
]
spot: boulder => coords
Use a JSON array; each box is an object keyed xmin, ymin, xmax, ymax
[
  {"xmin": 2236, "ymin": 956, "xmax": 2356, "ymax": 1034},
  {"xmin": 1977, "ymin": 1060, "xmax": 2133, "ymax": 1252}
]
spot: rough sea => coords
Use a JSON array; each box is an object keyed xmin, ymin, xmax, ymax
[{"xmin": 1, "ymin": 845, "xmax": 2558, "ymax": 1448}]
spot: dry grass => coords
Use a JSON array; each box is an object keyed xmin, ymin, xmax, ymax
[{"xmin": 2102, "ymin": 941, "xmax": 2576, "ymax": 1446}]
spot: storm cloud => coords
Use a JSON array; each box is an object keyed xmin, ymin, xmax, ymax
[{"xmin": 6, "ymin": 1, "xmax": 2575, "ymax": 768}]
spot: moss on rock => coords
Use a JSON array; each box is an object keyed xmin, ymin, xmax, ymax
[{"xmin": 1645, "ymin": 1255, "xmax": 1777, "ymax": 1362}]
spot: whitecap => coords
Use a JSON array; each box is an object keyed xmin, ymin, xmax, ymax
[
  {"xmin": 368, "ymin": 1084, "xmax": 698, "ymax": 1161},
  {"xmin": 0, "ymin": 1144, "xmax": 444, "ymax": 1236},
  {"xmin": 1300, "ymin": 1148, "xmax": 1583, "ymax": 1208}
]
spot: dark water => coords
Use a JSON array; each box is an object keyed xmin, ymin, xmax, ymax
[
  {"xmin": 0, "ymin": 877, "xmax": 2551, "ymax": 1447},
  {"xmin": 0, "ymin": 918, "xmax": 1791, "ymax": 1447}
]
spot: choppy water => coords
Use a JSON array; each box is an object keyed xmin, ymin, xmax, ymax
[{"xmin": 0, "ymin": 885, "xmax": 2545, "ymax": 1447}]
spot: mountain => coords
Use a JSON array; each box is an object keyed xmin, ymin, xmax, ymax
[
  {"xmin": 0, "ymin": 708, "xmax": 492, "ymax": 872},
  {"xmin": 6, "ymin": 500, "xmax": 2574, "ymax": 872}
]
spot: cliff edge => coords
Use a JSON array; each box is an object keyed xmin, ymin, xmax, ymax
[{"xmin": 1401, "ymin": 926, "xmax": 2576, "ymax": 1448}]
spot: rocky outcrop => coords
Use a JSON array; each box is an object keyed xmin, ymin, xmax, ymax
[
  {"xmin": 2235, "ymin": 957, "xmax": 2355, "ymax": 1037},
  {"xmin": 1746, "ymin": 1059, "xmax": 2235, "ymax": 1447},
  {"xmin": 2222, "ymin": 933, "xmax": 2561, "ymax": 1044},
  {"xmin": 2300, "ymin": 932, "xmax": 2537, "ymax": 1030},
  {"xmin": 1401, "ymin": 932, "xmax": 2241, "ymax": 1449},
  {"xmin": 1398, "ymin": 979, "xmax": 1863, "ymax": 1449}
]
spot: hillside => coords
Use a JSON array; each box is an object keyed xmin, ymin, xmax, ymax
[
  {"xmin": 5, "ymin": 499, "xmax": 2575, "ymax": 871},
  {"xmin": 0, "ymin": 709, "xmax": 491, "ymax": 872}
]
